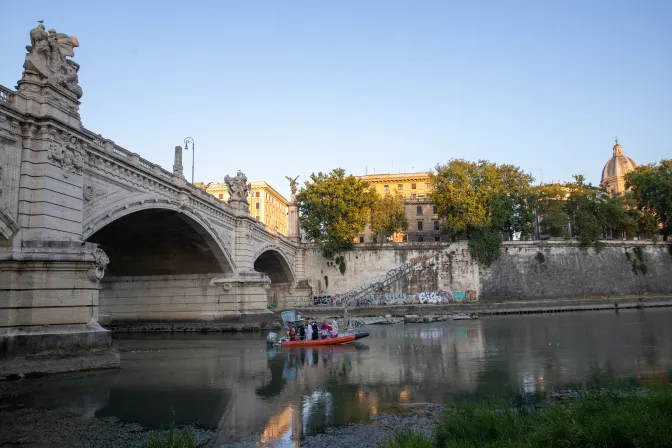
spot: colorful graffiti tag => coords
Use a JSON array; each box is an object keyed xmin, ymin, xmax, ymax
[
  {"xmin": 313, "ymin": 295, "xmax": 333, "ymax": 306},
  {"xmin": 348, "ymin": 290, "xmax": 479, "ymax": 306}
]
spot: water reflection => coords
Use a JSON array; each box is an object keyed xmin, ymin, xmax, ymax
[{"xmin": 8, "ymin": 309, "xmax": 672, "ymax": 445}]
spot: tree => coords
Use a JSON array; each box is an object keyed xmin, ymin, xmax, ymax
[
  {"xmin": 430, "ymin": 159, "xmax": 534, "ymax": 265},
  {"xmin": 295, "ymin": 168, "xmax": 377, "ymax": 258},
  {"xmin": 532, "ymin": 183, "xmax": 570, "ymax": 237},
  {"xmin": 626, "ymin": 160, "xmax": 672, "ymax": 240},
  {"xmin": 370, "ymin": 191, "xmax": 409, "ymax": 242}
]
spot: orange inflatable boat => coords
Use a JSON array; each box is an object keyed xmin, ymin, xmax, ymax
[{"xmin": 279, "ymin": 332, "xmax": 369, "ymax": 347}]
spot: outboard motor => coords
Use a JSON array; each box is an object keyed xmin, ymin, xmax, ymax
[{"xmin": 266, "ymin": 332, "xmax": 278, "ymax": 346}]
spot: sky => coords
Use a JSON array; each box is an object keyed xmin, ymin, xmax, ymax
[{"xmin": 1, "ymin": 0, "xmax": 670, "ymax": 200}]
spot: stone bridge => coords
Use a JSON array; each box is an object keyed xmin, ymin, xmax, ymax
[{"xmin": 0, "ymin": 23, "xmax": 309, "ymax": 374}]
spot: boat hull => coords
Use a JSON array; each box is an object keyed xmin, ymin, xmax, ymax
[{"xmin": 279, "ymin": 332, "xmax": 369, "ymax": 347}]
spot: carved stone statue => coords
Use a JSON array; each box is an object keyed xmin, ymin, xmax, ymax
[
  {"xmin": 224, "ymin": 170, "xmax": 251, "ymax": 203},
  {"xmin": 22, "ymin": 21, "xmax": 82, "ymax": 99},
  {"xmin": 285, "ymin": 175, "xmax": 300, "ymax": 196}
]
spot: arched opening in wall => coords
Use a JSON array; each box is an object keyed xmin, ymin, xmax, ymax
[
  {"xmin": 254, "ymin": 250, "xmax": 294, "ymax": 308},
  {"xmin": 87, "ymin": 209, "xmax": 233, "ymax": 276}
]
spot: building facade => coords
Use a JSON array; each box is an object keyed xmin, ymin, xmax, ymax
[
  {"xmin": 600, "ymin": 138, "xmax": 638, "ymax": 195},
  {"xmin": 356, "ymin": 172, "xmax": 442, "ymax": 243},
  {"xmin": 199, "ymin": 181, "xmax": 290, "ymax": 236}
]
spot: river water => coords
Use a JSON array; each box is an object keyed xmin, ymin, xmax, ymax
[{"xmin": 7, "ymin": 309, "xmax": 672, "ymax": 445}]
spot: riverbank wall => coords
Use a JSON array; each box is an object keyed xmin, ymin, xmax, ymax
[
  {"xmin": 303, "ymin": 241, "xmax": 672, "ymax": 305},
  {"xmin": 297, "ymin": 295, "xmax": 672, "ymax": 319}
]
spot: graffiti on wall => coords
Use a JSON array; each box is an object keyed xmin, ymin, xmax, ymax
[
  {"xmin": 347, "ymin": 290, "xmax": 478, "ymax": 306},
  {"xmin": 313, "ymin": 295, "xmax": 333, "ymax": 306}
]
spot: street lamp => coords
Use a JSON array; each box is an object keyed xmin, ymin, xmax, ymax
[{"xmin": 183, "ymin": 137, "xmax": 195, "ymax": 184}]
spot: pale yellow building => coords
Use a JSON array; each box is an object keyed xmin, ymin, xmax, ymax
[
  {"xmin": 356, "ymin": 172, "xmax": 441, "ymax": 243},
  {"xmin": 198, "ymin": 181, "xmax": 289, "ymax": 236}
]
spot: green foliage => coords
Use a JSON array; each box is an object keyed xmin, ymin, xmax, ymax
[
  {"xmin": 146, "ymin": 421, "xmax": 197, "ymax": 448},
  {"xmin": 382, "ymin": 430, "xmax": 431, "ymax": 448},
  {"xmin": 532, "ymin": 175, "xmax": 656, "ymax": 249},
  {"xmin": 626, "ymin": 159, "xmax": 672, "ymax": 239},
  {"xmin": 334, "ymin": 255, "xmax": 346, "ymax": 275},
  {"xmin": 295, "ymin": 168, "xmax": 377, "ymax": 258},
  {"xmin": 431, "ymin": 160, "xmax": 533, "ymax": 265},
  {"xmin": 370, "ymin": 192, "xmax": 409, "ymax": 242},
  {"xmin": 626, "ymin": 247, "xmax": 647, "ymax": 275},
  {"xmin": 431, "ymin": 159, "xmax": 534, "ymax": 241},
  {"xmin": 467, "ymin": 228, "xmax": 502, "ymax": 266},
  {"xmin": 535, "ymin": 252, "xmax": 545, "ymax": 263},
  {"xmin": 431, "ymin": 385, "xmax": 672, "ymax": 448}
]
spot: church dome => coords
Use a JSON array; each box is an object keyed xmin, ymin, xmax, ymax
[{"xmin": 600, "ymin": 138, "xmax": 637, "ymax": 194}]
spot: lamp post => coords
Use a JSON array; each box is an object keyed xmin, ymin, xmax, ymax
[{"xmin": 183, "ymin": 137, "xmax": 195, "ymax": 184}]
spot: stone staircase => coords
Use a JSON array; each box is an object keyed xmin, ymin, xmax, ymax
[{"xmin": 333, "ymin": 250, "xmax": 441, "ymax": 307}]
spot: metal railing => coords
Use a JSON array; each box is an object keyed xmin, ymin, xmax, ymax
[{"xmin": 333, "ymin": 251, "xmax": 440, "ymax": 307}]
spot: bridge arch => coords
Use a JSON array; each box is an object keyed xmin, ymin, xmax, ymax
[
  {"xmin": 83, "ymin": 196, "xmax": 235, "ymax": 276},
  {"xmin": 252, "ymin": 244, "xmax": 295, "ymax": 285}
]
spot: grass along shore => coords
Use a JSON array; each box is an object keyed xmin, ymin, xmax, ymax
[{"xmin": 383, "ymin": 384, "xmax": 672, "ymax": 448}]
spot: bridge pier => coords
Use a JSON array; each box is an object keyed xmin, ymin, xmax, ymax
[{"xmin": 0, "ymin": 239, "xmax": 118, "ymax": 376}]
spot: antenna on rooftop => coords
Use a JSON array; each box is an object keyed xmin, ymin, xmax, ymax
[{"xmin": 365, "ymin": 165, "xmax": 368, "ymax": 175}]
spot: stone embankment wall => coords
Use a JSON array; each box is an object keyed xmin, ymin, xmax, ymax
[
  {"xmin": 303, "ymin": 241, "xmax": 672, "ymax": 303},
  {"xmin": 99, "ymin": 274, "xmax": 268, "ymax": 324}
]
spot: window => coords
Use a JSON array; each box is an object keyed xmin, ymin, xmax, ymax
[
  {"xmin": 416, "ymin": 206, "xmax": 423, "ymax": 215},
  {"xmin": 398, "ymin": 184, "xmax": 403, "ymax": 190},
  {"xmin": 411, "ymin": 183, "xmax": 416, "ymax": 189},
  {"xmin": 411, "ymin": 194, "xmax": 417, "ymax": 200},
  {"xmin": 433, "ymin": 205, "xmax": 437, "ymax": 214},
  {"xmin": 255, "ymin": 202, "xmax": 260, "ymax": 210},
  {"xmin": 434, "ymin": 236, "xmax": 440, "ymax": 242},
  {"xmin": 434, "ymin": 220, "xmax": 439, "ymax": 231},
  {"xmin": 425, "ymin": 183, "xmax": 430, "ymax": 189},
  {"xmin": 256, "ymin": 192, "xmax": 260, "ymax": 198},
  {"xmin": 218, "ymin": 193, "xmax": 223, "ymax": 199},
  {"xmin": 417, "ymin": 220, "xmax": 423, "ymax": 231},
  {"xmin": 384, "ymin": 185, "xmax": 389, "ymax": 191},
  {"xmin": 418, "ymin": 236, "xmax": 424, "ymax": 242},
  {"xmin": 402, "ymin": 235, "xmax": 408, "ymax": 242},
  {"xmin": 359, "ymin": 236, "xmax": 364, "ymax": 243}
]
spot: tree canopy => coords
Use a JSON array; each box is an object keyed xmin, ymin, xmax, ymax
[
  {"xmin": 370, "ymin": 191, "xmax": 409, "ymax": 242},
  {"xmin": 430, "ymin": 159, "xmax": 534, "ymax": 264},
  {"xmin": 295, "ymin": 168, "xmax": 377, "ymax": 258},
  {"xmin": 626, "ymin": 159, "xmax": 672, "ymax": 240}
]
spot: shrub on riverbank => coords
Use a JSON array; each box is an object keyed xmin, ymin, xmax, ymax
[
  {"xmin": 386, "ymin": 385, "xmax": 672, "ymax": 447},
  {"xmin": 146, "ymin": 421, "xmax": 197, "ymax": 448}
]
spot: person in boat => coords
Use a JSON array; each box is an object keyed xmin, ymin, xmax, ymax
[
  {"xmin": 288, "ymin": 323, "xmax": 296, "ymax": 341},
  {"xmin": 298, "ymin": 322, "xmax": 306, "ymax": 341},
  {"xmin": 306, "ymin": 321, "xmax": 313, "ymax": 341},
  {"xmin": 320, "ymin": 320, "xmax": 329, "ymax": 339},
  {"xmin": 311, "ymin": 322, "xmax": 319, "ymax": 340},
  {"xmin": 331, "ymin": 319, "xmax": 339, "ymax": 338}
]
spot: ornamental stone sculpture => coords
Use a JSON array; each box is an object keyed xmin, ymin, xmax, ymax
[
  {"xmin": 224, "ymin": 170, "xmax": 251, "ymax": 203},
  {"xmin": 22, "ymin": 21, "xmax": 83, "ymax": 99}
]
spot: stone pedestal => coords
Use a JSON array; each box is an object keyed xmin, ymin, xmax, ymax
[{"xmin": 288, "ymin": 201, "xmax": 300, "ymax": 241}]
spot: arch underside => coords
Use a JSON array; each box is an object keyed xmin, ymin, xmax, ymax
[
  {"xmin": 87, "ymin": 208, "xmax": 233, "ymax": 276},
  {"xmin": 254, "ymin": 249, "xmax": 294, "ymax": 284}
]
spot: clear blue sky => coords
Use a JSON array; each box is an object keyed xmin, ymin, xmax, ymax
[{"xmin": 1, "ymin": 0, "xmax": 670, "ymax": 200}]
